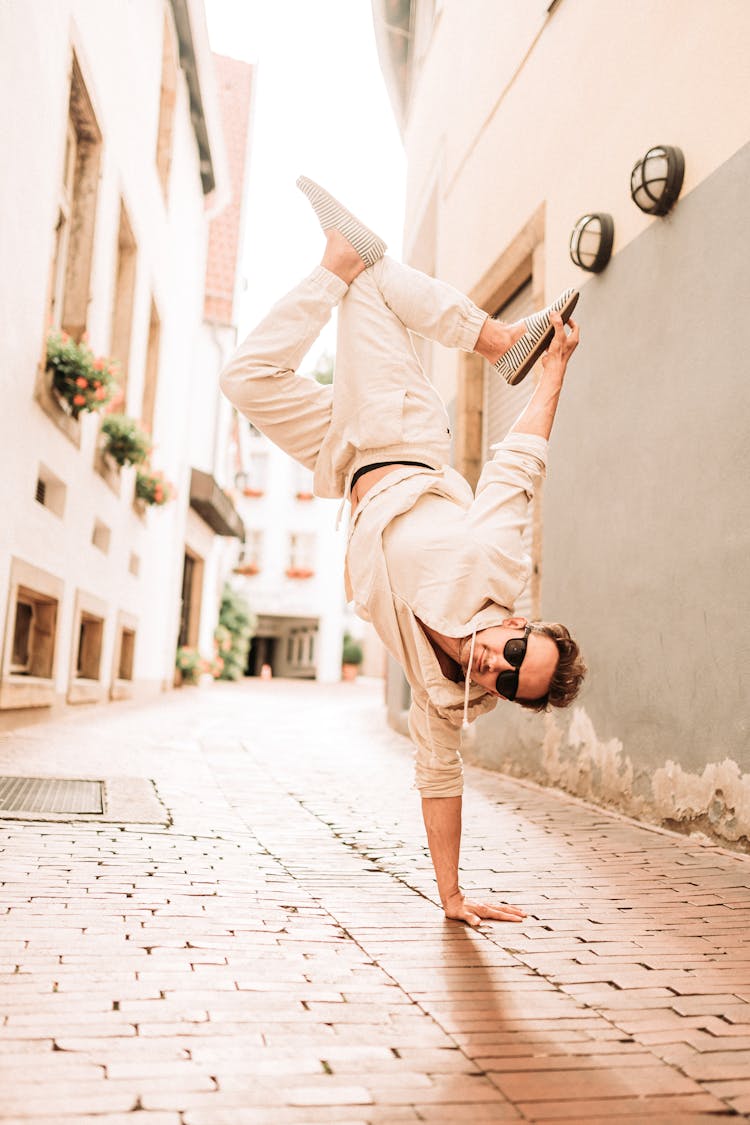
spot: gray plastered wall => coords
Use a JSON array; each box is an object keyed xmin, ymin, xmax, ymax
[{"xmin": 464, "ymin": 141, "xmax": 750, "ymax": 850}]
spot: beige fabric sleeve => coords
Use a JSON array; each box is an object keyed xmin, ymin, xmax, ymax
[{"xmin": 408, "ymin": 693, "xmax": 464, "ymax": 798}]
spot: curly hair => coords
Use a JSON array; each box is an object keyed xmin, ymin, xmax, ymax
[{"xmin": 516, "ymin": 622, "xmax": 587, "ymax": 712}]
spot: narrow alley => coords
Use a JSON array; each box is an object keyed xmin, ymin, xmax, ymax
[{"xmin": 1, "ymin": 679, "xmax": 749, "ymax": 1123}]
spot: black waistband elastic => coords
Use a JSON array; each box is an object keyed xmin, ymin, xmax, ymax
[{"xmin": 350, "ymin": 460, "xmax": 434, "ymax": 493}]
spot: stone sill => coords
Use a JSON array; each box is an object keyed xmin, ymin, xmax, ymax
[
  {"xmin": 94, "ymin": 445, "xmax": 122, "ymax": 496},
  {"xmin": 34, "ymin": 367, "xmax": 82, "ymax": 449},
  {"xmin": 109, "ymin": 678, "xmax": 134, "ymax": 701},
  {"xmin": 0, "ymin": 676, "xmax": 55, "ymax": 711},
  {"xmin": 67, "ymin": 678, "xmax": 103, "ymax": 705}
]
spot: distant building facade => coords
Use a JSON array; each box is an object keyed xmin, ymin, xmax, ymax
[
  {"xmin": 229, "ymin": 417, "xmax": 348, "ymax": 684},
  {"xmin": 372, "ymin": 0, "xmax": 750, "ymax": 847},
  {"xmin": 0, "ymin": 0, "xmax": 246, "ymax": 727},
  {"xmin": 186, "ymin": 51, "xmax": 255, "ymax": 669}
]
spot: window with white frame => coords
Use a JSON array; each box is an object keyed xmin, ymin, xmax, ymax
[
  {"xmin": 47, "ymin": 118, "xmax": 77, "ymax": 331},
  {"xmin": 295, "ymin": 464, "xmax": 314, "ymax": 500},
  {"xmin": 287, "ymin": 532, "xmax": 315, "ymax": 577},
  {"xmin": 47, "ymin": 56, "xmax": 102, "ymax": 341},
  {"xmin": 237, "ymin": 529, "xmax": 263, "ymax": 575}
]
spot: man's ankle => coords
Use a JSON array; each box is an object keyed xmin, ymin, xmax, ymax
[
  {"xmin": 475, "ymin": 317, "xmax": 525, "ymax": 363},
  {"xmin": 321, "ymin": 230, "xmax": 366, "ymax": 286}
]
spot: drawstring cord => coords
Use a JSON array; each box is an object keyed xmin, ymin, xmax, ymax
[
  {"xmin": 336, "ymin": 465, "xmax": 356, "ymax": 530},
  {"xmin": 462, "ymin": 628, "xmax": 477, "ymax": 733}
]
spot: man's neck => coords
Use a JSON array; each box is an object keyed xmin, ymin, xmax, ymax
[{"xmin": 419, "ymin": 621, "xmax": 465, "ymax": 683}]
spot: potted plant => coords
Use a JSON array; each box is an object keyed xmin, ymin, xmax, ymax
[
  {"xmin": 175, "ymin": 646, "xmax": 202, "ymax": 686},
  {"xmin": 135, "ymin": 467, "xmax": 175, "ymax": 507},
  {"xmin": 100, "ymin": 414, "xmax": 151, "ymax": 467},
  {"xmin": 342, "ymin": 634, "xmax": 363, "ymax": 681},
  {"xmin": 45, "ymin": 330, "xmax": 119, "ymax": 418}
]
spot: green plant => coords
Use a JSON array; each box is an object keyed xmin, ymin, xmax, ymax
[
  {"xmin": 46, "ymin": 330, "xmax": 120, "ymax": 418},
  {"xmin": 100, "ymin": 414, "xmax": 152, "ymax": 467},
  {"xmin": 175, "ymin": 646, "xmax": 202, "ymax": 685},
  {"xmin": 135, "ymin": 467, "xmax": 175, "ymax": 506},
  {"xmin": 215, "ymin": 584, "xmax": 257, "ymax": 681},
  {"xmin": 342, "ymin": 634, "xmax": 363, "ymax": 666},
  {"xmin": 312, "ymin": 350, "xmax": 334, "ymax": 385}
]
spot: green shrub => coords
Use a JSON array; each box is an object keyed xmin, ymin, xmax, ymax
[
  {"xmin": 175, "ymin": 646, "xmax": 202, "ymax": 685},
  {"xmin": 215, "ymin": 584, "xmax": 257, "ymax": 680},
  {"xmin": 342, "ymin": 634, "xmax": 363, "ymax": 665}
]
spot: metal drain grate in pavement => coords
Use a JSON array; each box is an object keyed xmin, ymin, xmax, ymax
[{"xmin": 0, "ymin": 776, "xmax": 104, "ymax": 814}]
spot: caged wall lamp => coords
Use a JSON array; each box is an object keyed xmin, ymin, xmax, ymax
[
  {"xmin": 569, "ymin": 212, "xmax": 614, "ymax": 273},
  {"xmin": 630, "ymin": 144, "xmax": 685, "ymax": 215}
]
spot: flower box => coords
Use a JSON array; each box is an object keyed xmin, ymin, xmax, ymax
[
  {"xmin": 135, "ymin": 467, "xmax": 175, "ymax": 507},
  {"xmin": 100, "ymin": 414, "xmax": 151, "ymax": 467},
  {"xmin": 45, "ymin": 331, "xmax": 119, "ymax": 419}
]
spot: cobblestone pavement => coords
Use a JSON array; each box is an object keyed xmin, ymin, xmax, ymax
[{"xmin": 1, "ymin": 679, "xmax": 749, "ymax": 1124}]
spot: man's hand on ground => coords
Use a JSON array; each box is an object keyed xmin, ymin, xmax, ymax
[{"xmin": 443, "ymin": 892, "xmax": 527, "ymax": 928}]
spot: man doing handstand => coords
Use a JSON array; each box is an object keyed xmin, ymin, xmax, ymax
[{"xmin": 220, "ymin": 178, "xmax": 586, "ymax": 928}]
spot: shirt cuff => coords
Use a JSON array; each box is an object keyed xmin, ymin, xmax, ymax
[{"xmin": 490, "ymin": 431, "xmax": 549, "ymax": 465}]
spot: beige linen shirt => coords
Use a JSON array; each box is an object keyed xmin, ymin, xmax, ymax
[{"xmin": 345, "ymin": 431, "xmax": 548, "ymax": 798}]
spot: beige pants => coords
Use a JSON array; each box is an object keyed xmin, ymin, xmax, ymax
[{"xmin": 219, "ymin": 257, "xmax": 487, "ymax": 499}]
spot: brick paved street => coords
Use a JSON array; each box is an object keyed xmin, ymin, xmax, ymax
[{"xmin": 1, "ymin": 678, "xmax": 749, "ymax": 1123}]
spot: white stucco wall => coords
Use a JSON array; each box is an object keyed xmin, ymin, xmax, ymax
[
  {"xmin": 401, "ymin": 0, "xmax": 750, "ymax": 296},
  {"xmin": 0, "ymin": 0, "xmax": 226, "ymax": 713}
]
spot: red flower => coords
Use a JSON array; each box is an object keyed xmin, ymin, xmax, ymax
[
  {"xmin": 93, "ymin": 357, "xmax": 105, "ymax": 372},
  {"xmin": 73, "ymin": 394, "xmax": 86, "ymax": 406},
  {"xmin": 94, "ymin": 386, "xmax": 107, "ymax": 400},
  {"xmin": 75, "ymin": 376, "xmax": 87, "ymax": 388}
]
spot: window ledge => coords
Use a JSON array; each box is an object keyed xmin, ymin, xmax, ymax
[
  {"xmin": 34, "ymin": 366, "xmax": 82, "ymax": 448},
  {"xmin": 67, "ymin": 679, "xmax": 102, "ymax": 705},
  {"xmin": 0, "ymin": 676, "xmax": 56, "ymax": 711},
  {"xmin": 110, "ymin": 678, "xmax": 134, "ymax": 701},
  {"xmin": 94, "ymin": 445, "xmax": 122, "ymax": 495}
]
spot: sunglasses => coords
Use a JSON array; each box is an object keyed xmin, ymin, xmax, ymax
[{"xmin": 495, "ymin": 624, "xmax": 532, "ymax": 701}]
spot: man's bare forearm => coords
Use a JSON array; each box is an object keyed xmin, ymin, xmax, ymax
[
  {"xmin": 510, "ymin": 312, "xmax": 579, "ymax": 441},
  {"xmin": 421, "ymin": 795, "xmax": 463, "ymax": 908},
  {"xmin": 421, "ymin": 794, "xmax": 528, "ymax": 928},
  {"xmin": 509, "ymin": 368, "xmax": 564, "ymax": 441}
]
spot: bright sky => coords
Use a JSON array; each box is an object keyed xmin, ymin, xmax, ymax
[{"xmin": 204, "ymin": 0, "xmax": 406, "ymax": 372}]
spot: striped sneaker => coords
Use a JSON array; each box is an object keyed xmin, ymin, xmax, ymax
[
  {"xmin": 296, "ymin": 176, "xmax": 387, "ymax": 268},
  {"xmin": 495, "ymin": 288, "xmax": 579, "ymax": 385}
]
